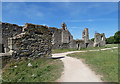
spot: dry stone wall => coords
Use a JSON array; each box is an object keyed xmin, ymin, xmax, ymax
[
  {"xmin": 1, "ymin": 23, "xmax": 52, "ymax": 58},
  {"xmin": 11, "ymin": 23, "xmax": 52, "ymax": 58},
  {"xmin": 1, "ymin": 22, "xmax": 22, "ymax": 53}
]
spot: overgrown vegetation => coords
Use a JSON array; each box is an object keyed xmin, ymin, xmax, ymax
[
  {"xmin": 2, "ymin": 58, "xmax": 63, "ymax": 82},
  {"xmin": 67, "ymin": 49, "xmax": 118, "ymax": 82}
]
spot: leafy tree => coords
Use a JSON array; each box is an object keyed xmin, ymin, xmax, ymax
[
  {"xmin": 114, "ymin": 31, "xmax": 120, "ymax": 44},
  {"xmin": 106, "ymin": 36, "xmax": 114, "ymax": 44},
  {"xmin": 91, "ymin": 38, "xmax": 94, "ymax": 41}
]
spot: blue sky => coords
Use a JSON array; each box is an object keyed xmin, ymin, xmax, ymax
[{"xmin": 2, "ymin": 2, "xmax": 118, "ymax": 39}]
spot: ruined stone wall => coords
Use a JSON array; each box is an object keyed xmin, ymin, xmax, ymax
[
  {"xmin": 49, "ymin": 26, "xmax": 74, "ymax": 49},
  {"xmin": 61, "ymin": 30, "xmax": 73, "ymax": 44},
  {"xmin": 11, "ymin": 23, "xmax": 52, "ymax": 58},
  {"xmin": 94, "ymin": 33, "xmax": 106, "ymax": 47},
  {"xmin": 87, "ymin": 40, "xmax": 94, "ymax": 48},
  {"xmin": 75, "ymin": 40, "xmax": 86, "ymax": 50},
  {"xmin": 1, "ymin": 22, "xmax": 106, "ymax": 55},
  {"xmin": 49, "ymin": 27, "xmax": 62, "ymax": 49},
  {"xmin": 1, "ymin": 23, "xmax": 22, "ymax": 53}
]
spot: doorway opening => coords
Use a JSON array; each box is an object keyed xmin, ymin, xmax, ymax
[{"xmin": 0, "ymin": 44, "xmax": 5, "ymax": 53}]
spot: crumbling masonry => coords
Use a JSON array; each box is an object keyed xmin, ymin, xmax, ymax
[{"xmin": 0, "ymin": 22, "xmax": 106, "ymax": 58}]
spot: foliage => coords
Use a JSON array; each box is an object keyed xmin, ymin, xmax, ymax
[
  {"xmin": 114, "ymin": 31, "xmax": 120, "ymax": 44},
  {"xmin": 91, "ymin": 38, "xmax": 94, "ymax": 41},
  {"xmin": 106, "ymin": 31, "xmax": 120, "ymax": 44},
  {"xmin": 106, "ymin": 36, "xmax": 115, "ymax": 44}
]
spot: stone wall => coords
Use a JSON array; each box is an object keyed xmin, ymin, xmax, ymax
[
  {"xmin": 1, "ymin": 22, "xmax": 106, "ymax": 56},
  {"xmin": 87, "ymin": 40, "xmax": 94, "ymax": 48},
  {"xmin": 10, "ymin": 23, "xmax": 52, "ymax": 58},
  {"xmin": 49, "ymin": 23, "xmax": 74, "ymax": 49},
  {"xmin": 75, "ymin": 40, "xmax": 86, "ymax": 50},
  {"xmin": 49, "ymin": 27, "xmax": 62, "ymax": 49},
  {"xmin": 1, "ymin": 22, "xmax": 22, "ymax": 53},
  {"xmin": 94, "ymin": 33, "xmax": 106, "ymax": 47}
]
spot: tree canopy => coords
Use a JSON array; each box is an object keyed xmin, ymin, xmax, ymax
[{"xmin": 106, "ymin": 31, "xmax": 120, "ymax": 44}]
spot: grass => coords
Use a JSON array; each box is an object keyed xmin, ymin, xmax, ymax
[
  {"xmin": 52, "ymin": 48, "xmax": 77, "ymax": 54},
  {"xmin": 67, "ymin": 49, "xmax": 118, "ymax": 82},
  {"xmin": 2, "ymin": 58, "xmax": 63, "ymax": 82},
  {"xmin": 52, "ymin": 44, "xmax": 118, "ymax": 54},
  {"xmin": 81, "ymin": 44, "xmax": 118, "ymax": 51},
  {"xmin": 105, "ymin": 44, "xmax": 118, "ymax": 48}
]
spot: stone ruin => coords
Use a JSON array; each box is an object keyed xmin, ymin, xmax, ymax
[
  {"xmin": 49, "ymin": 22, "xmax": 74, "ymax": 49},
  {"xmin": 0, "ymin": 22, "xmax": 106, "ymax": 58},
  {"xmin": 94, "ymin": 33, "xmax": 106, "ymax": 47},
  {"xmin": 1, "ymin": 22, "xmax": 52, "ymax": 58}
]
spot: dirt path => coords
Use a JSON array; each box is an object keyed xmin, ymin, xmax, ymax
[{"xmin": 52, "ymin": 47, "xmax": 117, "ymax": 82}]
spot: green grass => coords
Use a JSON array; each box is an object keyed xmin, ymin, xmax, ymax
[
  {"xmin": 52, "ymin": 44, "xmax": 118, "ymax": 54},
  {"xmin": 81, "ymin": 44, "xmax": 118, "ymax": 51},
  {"xmin": 67, "ymin": 49, "xmax": 118, "ymax": 82},
  {"xmin": 2, "ymin": 58, "xmax": 63, "ymax": 82},
  {"xmin": 105, "ymin": 44, "xmax": 118, "ymax": 48},
  {"xmin": 52, "ymin": 48, "xmax": 77, "ymax": 54}
]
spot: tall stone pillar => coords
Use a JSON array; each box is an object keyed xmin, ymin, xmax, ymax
[
  {"xmin": 82, "ymin": 28, "xmax": 89, "ymax": 43},
  {"xmin": 82, "ymin": 28, "xmax": 89, "ymax": 48}
]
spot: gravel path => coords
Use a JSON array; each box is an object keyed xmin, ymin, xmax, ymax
[{"xmin": 52, "ymin": 47, "xmax": 118, "ymax": 82}]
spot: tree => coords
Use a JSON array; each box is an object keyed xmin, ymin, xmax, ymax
[
  {"xmin": 106, "ymin": 36, "xmax": 114, "ymax": 44},
  {"xmin": 114, "ymin": 31, "xmax": 120, "ymax": 44},
  {"xmin": 91, "ymin": 38, "xmax": 94, "ymax": 41}
]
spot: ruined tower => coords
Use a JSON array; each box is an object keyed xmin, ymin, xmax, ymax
[
  {"xmin": 82, "ymin": 28, "xmax": 89, "ymax": 47},
  {"xmin": 61, "ymin": 22, "xmax": 67, "ymax": 30}
]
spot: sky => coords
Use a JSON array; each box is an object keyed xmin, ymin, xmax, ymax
[{"xmin": 2, "ymin": 2, "xmax": 118, "ymax": 39}]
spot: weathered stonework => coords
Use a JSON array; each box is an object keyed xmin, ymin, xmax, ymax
[
  {"xmin": 82, "ymin": 28, "xmax": 89, "ymax": 43},
  {"xmin": 75, "ymin": 40, "xmax": 86, "ymax": 50},
  {"xmin": 82, "ymin": 28, "xmax": 94, "ymax": 48},
  {"xmin": 49, "ymin": 23, "xmax": 73, "ymax": 49},
  {"xmin": 94, "ymin": 33, "xmax": 106, "ymax": 47},
  {"xmin": 1, "ymin": 23, "xmax": 52, "ymax": 58},
  {"xmin": 1, "ymin": 22, "xmax": 22, "ymax": 53},
  {"xmin": 1, "ymin": 22, "xmax": 106, "ymax": 58}
]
